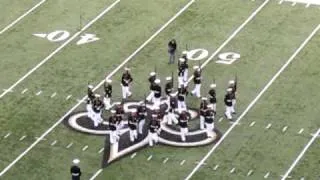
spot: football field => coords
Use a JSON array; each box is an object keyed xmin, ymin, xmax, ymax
[{"xmin": 0, "ymin": 0, "xmax": 319, "ymax": 179}]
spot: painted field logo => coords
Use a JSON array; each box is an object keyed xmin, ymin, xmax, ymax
[
  {"xmin": 64, "ymin": 100, "xmax": 221, "ymax": 167},
  {"xmin": 185, "ymin": 48, "xmax": 240, "ymax": 65}
]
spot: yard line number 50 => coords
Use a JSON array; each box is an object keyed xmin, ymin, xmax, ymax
[{"xmin": 186, "ymin": 48, "xmax": 240, "ymax": 65}]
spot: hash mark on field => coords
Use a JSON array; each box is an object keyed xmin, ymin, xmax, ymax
[
  {"xmin": 82, "ymin": 145, "xmax": 88, "ymax": 151},
  {"xmin": 21, "ymin": 89, "xmax": 28, "ymax": 94},
  {"xmin": 50, "ymin": 140, "xmax": 57, "ymax": 146},
  {"xmin": 98, "ymin": 148, "xmax": 104, "ymax": 154},
  {"xmin": 264, "ymin": 172, "xmax": 270, "ymax": 178},
  {"xmin": 249, "ymin": 121, "xmax": 256, "ymax": 127},
  {"xmin": 247, "ymin": 169, "xmax": 253, "ymax": 176},
  {"xmin": 180, "ymin": 160, "xmax": 186, "ymax": 166},
  {"xmin": 266, "ymin": 123, "xmax": 272, "ymax": 129},
  {"xmin": 19, "ymin": 135, "xmax": 26, "ymax": 141},
  {"xmin": 50, "ymin": 92, "xmax": 57, "ymax": 98},
  {"xmin": 3, "ymin": 133, "xmax": 11, "ymax": 139},
  {"xmin": 282, "ymin": 126, "xmax": 288, "ymax": 133},
  {"xmin": 66, "ymin": 142, "xmax": 73, "ymax": 149},
  {"xmin": 218, "ymin": 118, "xmax": 223, "ymax": 122},
  {"xmin": 292, "ymin": 2, "xmax": 296, "ymax": 6},
  {"xmin": 66, "ymin": 95, "xmax": 72, "ymax": 100},
  {"xmin": 130, "ymin": 152, "xmax": 137, "ymax": 159},
  {"xmin": 298, "ymin": 128, "xmax": 304, "ymax": 134},
  {"xmin": 213, "ymin": 165, "xmax": 219, "ymax": 171},
  {"xmin": 147, "ymin": 155, "xmax": 153, "ymax": 161},
  {"xmin": 163, "ymin": 157, "xmax": 169, "ymax": 164},
  {"xmin": 230, "ymin": 167, "xmax": 235, "ymax": 174},
  {"xmin": 36, "ymin": 91, "xmax": 42, "ymax": 96}
]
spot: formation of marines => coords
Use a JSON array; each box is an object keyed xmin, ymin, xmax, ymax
[{"xmin": 86, "ymin": 50, "xmax": 237, "ymax": 146}]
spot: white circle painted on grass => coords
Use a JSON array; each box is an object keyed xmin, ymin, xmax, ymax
[
  {"xmin": 47, "ymin": 30, "xmax": 70, "ymax": 42},
  {"xmin": 187, "ymin": 48, "xmax": 209, "ymax": 61}
]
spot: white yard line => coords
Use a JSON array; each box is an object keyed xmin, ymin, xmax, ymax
[
  {"xmin": 185, "ymin": 23, "xmax": 320, "ymax": 180},
  {"xmin": 281, "ymin": 128, "xmax": 320, "ymax": 180},
  {"xmin": 0, "ymin": 0, "xmax": 47, "ymax": 35},
  {"xmin": 0, "ymin": 0, "xmax": 120, "ymax": 99},
  {"xmin": 0, "ymin": 0, "xmax": 195, "ymax": 177},
  {"xmin": 89, "ymin": 169, "xmax": 103, "ymax": 180}
]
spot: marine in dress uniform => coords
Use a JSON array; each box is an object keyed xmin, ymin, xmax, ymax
[
  {"xmin": 166, "ymin": 93, "xmax": 178, "ymax": 125},
  {"xmin": 178, "ymin": 58, "xmax": 186, "ymax": 87},
  {"xmin": 153, "ymin": 79, "xmax": 162, "ymax": 108},
  {"xmin": 224, "ymin": 88, "xmax": 233, "ymax": 120},
  {"xmin": 103, "ymin": 79, "xmax": 112, "ymax": 110},
  {"xmin": 179, "ymin": 111, "xmax": 189, "ymax": 142},
  {"xmin": 164, "ymin": 76, "xmax": 173, "ymax": 106},
  {"xmin": 70, "ymin": 159, "xmax": 81, "ymax": 180},
  {"xmin": 121, "ymin": 67, "xmax": 133, "ymax": 99},
  {"xmin": 191, "ymin": 66, "xmax": 202, "ymax": 98},
  {"xmin": 177, "ymin": 85, "xmax": 188, "ymax": 113},
  {"xmin": 204, "ymin": 106, "xmax": 215, "ymax": 138},
  {"xmin": 199, "ymin": 97, "xmax": 208, "ymax": 130},
  {"xmin": 108, "ymin": 110, "xmax": 119, "ymax": 144},
  {"xmin": 168, "ymin": 39, "xmax": 177, "ymax": 64},
  {"xmin": 208, "ymin": 84, "xmax": 217, "ymax": 112},
  {"xmin": 128, "ymin": 109, "xmax": 138, "ymax": 142},
  {"xmin": 146, "ymin": 72, "xmax": 156, "ymax": 102},
  {"xmin": 228, "ymin": 80, "xmax": 237, "ymax": 114},
  {"xmin": 91, "ymin": 95, "xmax": 104, "ymax": 127},
  {"xmin": 137, "ymin": 103, "xmax": 147, "ymax": 134},
  {"xmin": 115, "ymin": 104, "xmax": 125, "ymax": 134},
  {"xmin": 148, "ymin": 118, "xmax": 160, "ymax": 147},
  {"xmin": 86, "ymin": 85, "xmax": 95, "ymax": 119}
]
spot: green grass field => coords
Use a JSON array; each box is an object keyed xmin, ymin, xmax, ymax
[{"xmin": 0, "ymin": 0, "xmax": 319, "ymax": 179}]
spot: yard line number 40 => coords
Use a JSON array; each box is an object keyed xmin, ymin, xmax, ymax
[
  {"xmin": 186, "ymin": 48, "xmax": 240, "ymax": 65},
  {"xmin": 33, "ymin": 30, "xmax": 99, "ymax": 45}
]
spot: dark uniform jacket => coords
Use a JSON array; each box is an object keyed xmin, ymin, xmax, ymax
[
  {"xmin": 92, "ymin": 99, "xmax": 104, "ymax": 113},
  {"xmin": 178, "ymin": 87, "xmax": 188, "ymax": 101},
  {"xmin": 165, "ymin": 82, "xmax": 173, "ymax": 96},
  {"xmin": 104, "ymin": 83, "xmax": 112, "ymax": 98},
  {"xmin": 179, "ymin": 113, "xmax": 188, "ymax": 128},
  {"xmin": 178, "ymin": 64, "xmax": 186, "ymax": 77},
  {"xmin": 224, "ymin": 94, "xmax": 233, "ymax": 107},
  {"xmin": 87, "ymin": 88, "xmax": 95, "ymax": 104},
  {"xmin": 205, "ymin": 109, "xmax": 214, "ymax": 124},
  {"xmin": 108, "ymin": 116, "xmax": 117, "ymax": 131},
  {"xmin": 168, "ymin": 41, "xmax": 177, "ymax": 54},
  {"xmin": 200, "ymin": 101, "xmax": 208, "ymax": 116},
  {"xmin": 121, "ymin": 72, "xmax": 133, "ymax": 86},
  {"xmin": 148, "ymin": 76, "xmax": 156, "ymax": 90},
  {"xmin": 208, "ymin": 89, "xmax": 217, "ymax": 104},
  {"xmin": 193, "ymin": 71, "xmax": 201, "ymax": 84},
  {"xmin": 154, "ymin": 85, "xmax": 162, "ymax": 98},
  {"xmin": 115, "ymin": 107, "xmax": 124, "ymax": 122},
  {"xmin": 128, "ymin": 114, "xmax": 138, "ymax": 130},
  {"xmin": 169, "ymin": 96, "xmax": 177, "ymax": 112},
  {"xmin": 70, "ymin": 165, "xmax": 81, "ymax": 180},
  {"xmin": 137, "ymin": 106, "xmax": 147, "ymax": 120}
]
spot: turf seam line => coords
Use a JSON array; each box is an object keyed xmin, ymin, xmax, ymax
[
  {"xmin": 0, "ymin": 0, "xmax": 120, "ymax": 99},
  {"xmin": 281, "ymin": 128, "xmax": 320, "ymax": 179},
  {"xmin": 0, "ymin": 0, "xmax": 47, "ymax": 35},
  {"xmin": 185, "ymin": 17, "xmax": 320, "ymax": 180}
]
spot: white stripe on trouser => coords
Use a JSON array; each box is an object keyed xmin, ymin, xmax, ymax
[
  {"xmin": 92, "ymin": 112, "xmax": 102, "ymax": 127},
  {"xmin": 110, "ymin": 130, "xmax": 118, "ymax": 144},
  {"xmin": 205, "ymin": 122, "xmax": 214, "ymax": 138},
  {"xmin": 178, "ymin": 76, "xmax": 184, "ymax": 87},
  {"xmin": 116, "ymin": 121, "xmax": 123, "ymax": 135},
  {"xmin": 129, "ymin": 129, "xmax": 138, "ymax": 142},
  {"xmin": 121, "ymin": 85, "xmax": 132, "ymax": 99},
  {"xmin": 86, "ymin": 104, "xmax": 93, "ymax": 119},
  {"xmin": 180, "ymin": 127, "xmax": 188, "ymax": 142},
  {"xmin": 166, "ymin": 112, "xmax": 178, "ymax": 125},
  {"xmin": 178, "ymin": 100, "xmax": 187, "ymax": 113},
  {"xmin": 103, "ymin": 97, "xmax": 112, "ymax": 110},
  {"xmin": 148, "ymin": 131, "xmax": 159, "ymax": 146},
  {"xmin": 183, "ymin": 69, "xmax": 188, "ymax": 84},
  {"xmin": 153, "ymin": 97, "xmax": 161, "ymax": 108},
  {"xmin": 191, "ymin": 84, "xmax": 201, "ymax": 98},
  {"xmin": 138, "ymin": 119, "xmax": 145, "ymax": 134},
  {"xmin": 200, "ymin": 116, "xmax": 205, "ymax": 129},
  {"xmin": 231, "ymin": 99, "xmax": 236, "ymax": 113},
  {"xmin": 146, "ymin": 91, "xmax": 154, "ymax": 101},
  {"xmin": 208, "ymin": 103, "xmax": 216, "ymax": 112},
  {"xmin": 225, "ymin": 106, "xmax": 232, "ymax": 120}
]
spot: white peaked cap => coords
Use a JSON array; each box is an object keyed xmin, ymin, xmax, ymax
[
  {"xmin": 95, "ymin": 94, "xmax": 101, "ymax": 98},
  {"xmin": 179, "ymin": 58, "xmax": 185, "ymax": 62},
  {"xmin": 182, "ymin": 51, "xmax": 188, "ymax": 55},
  {"xmin": 227, "ymin": 88, "xmax": 233, "ymax": 92},
  {"xmin": 88, "ymin": 85, "xmax": 94, "ymax": 89},
  {"xmin": 210, "ymin": 84, "xmax": 216, "ymax": 88},
  {"xmin": 155, "ymin": 79, "xmax": 161, "ymax": 84},
  {"xmin": 150, "ymin": 72, "xmax": 156, "ymax": 76},
  {"xmin": 229, "ymin": 80, "xmax": 235, "ymax": 84},
  {"xmin": 170, "ymin": 93, "xmax": 176, "ymax": 97},
  {"xmin": 106, "ymin": 79, "xmax": 112, "ymax": 83},
  {"xmin": 166, "ymin": 76, "xmax": 172, "ymax": 81},
  {"xmin": 154, "ymin": 106, "xmax": 160, "ymax": 110},
  {"xmin": 131, "ymin": 109, "xmax": 137, "ymax": 113},
  {"xmin": 110, "ymin": 110, "xmax": 116, "ymax": 113},
  {"xmin": 193, "ymin": 66, "xmax": 199, "ymax": 70},
  {"xmin": 201, "ymin": 97, "xmax": 208, "ymax": 101},
  {"xmin": 124, "ymin": 67, "xmax": 130, "ymax": 71},
  {"xmin": 73, "ymin": 159, "xmax": 80, "ymax": 165}
]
